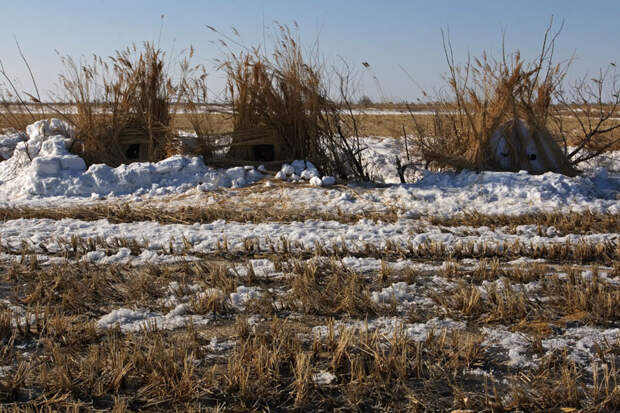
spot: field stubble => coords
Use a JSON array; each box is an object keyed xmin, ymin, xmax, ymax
[{"xmin": 0, "ymin": 203, "xmax": 617, "ymax": 411}]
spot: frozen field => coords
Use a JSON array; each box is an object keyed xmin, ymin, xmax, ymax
[{"xmin": 0, "ymin": 121, "xmax": 618, "ymax": 410}]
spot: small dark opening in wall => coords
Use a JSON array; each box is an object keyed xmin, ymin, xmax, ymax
[
  {"xmin": 126, "ymin": 144, "xmax": 140, "ymax": 160},
  {"xmin": 252, "ymin": 144, "xmax": 275, "ymax": 162},
  {"xmin": 529, "ymin": 153, "xmax": 537, "ymax": 160}
]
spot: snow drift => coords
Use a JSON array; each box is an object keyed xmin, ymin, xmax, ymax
[
  {"xmin": 0, "ymin": 119, "xmax": 263, "ymax": 201},
  {"xmin": 0, "ymin": 120, "xmax": 617, "ymax": 215}
]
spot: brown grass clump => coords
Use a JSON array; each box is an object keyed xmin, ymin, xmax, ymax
[
  {"xmin": 58, "ymin": 42, "xmax": 181, "ymax": 165},
  {"xmin": 542, "ymin": 268, "xmax": 620, "ymax": 324},
  {"xmin": 435, "ymin": 265, "xmax": 620, "ymax": 326},
  {"xmin": 0, "ymin": 202, "xmax": 399, "ymax": 226},
  {"xmin": 215, "ymin": 23, "xmax": 369, "ymax": 179},
  {"xmin": 407, "ymin": 22, "xmax": 581, "ymax": 176},
  {"xmin": 431, "ymin": 210, "xmax": 620, "ymax": 235},
  {"xmin": 284, "ymin": 259, "xmax": 377, "ymax": 316}
]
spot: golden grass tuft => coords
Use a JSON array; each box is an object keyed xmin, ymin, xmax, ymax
[
  {"xmin": 58, "ymin": 43, "xmax": 179, "ymax": 165},
  {"xmin": 407, "ymin": 23, "xmax": 581, "ymax": 176},
  {"xmin": 215, "ymin": 23, "xmax": 369, "ymax": 178}
]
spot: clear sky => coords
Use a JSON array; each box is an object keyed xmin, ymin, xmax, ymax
[{"xmin": 0, "ymin": 0, "xmax": 618, "ymax": 102}]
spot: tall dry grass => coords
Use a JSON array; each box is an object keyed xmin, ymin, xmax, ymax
[
  {"xmin": 220, "ymin": 25, "xmax": 324, "ymax": 160},
  {"xmin": 407, "ymin": 21, "xmax": 620, "ymax": 175},
  {"xmin": 57, "ymin": 42, "xmax": 181, "ymax": 165},
  {"xmin": 216, "ymin": 23, "xmax": 370, "ymax": 179},
  {"xmin": 408, "ymin": 23, "xmax": 570, "ymax": 172},
  {"xmin": 0, "ymin": 41, "xmax": 195, "ymax": 166}
]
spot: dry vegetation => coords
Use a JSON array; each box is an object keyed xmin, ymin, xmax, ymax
[
  {"xmin": 0, "ymin": 238, "xmax": 617, "ymax": 411},
  {"xmin": 0, "ymin": 203, "xmax": 618, "ymax": 236},
  {"xmin": 1, "ymin": 21, "xmax": 618, "ymax": 177},
  {"xmin": 1, "ymin": 42, "xmax": 191, "ymax": 166},
  {"xmin": 0, "ymin": 195, "xmax": 615, "ymax": 410},
  {"xmin": 405, "ymin": 22, "xmax": 620, "ymax": 174},
  {"xmin": 0, "ymin": 20, "xmax": 619, "ymax": 413},
  {"xmin": 58, "ymin": 43, "xmax": 177, "ymax": 165},
  {"xmin": 214, "ymin": 23, "xmax": 370, "ymax": 179}
]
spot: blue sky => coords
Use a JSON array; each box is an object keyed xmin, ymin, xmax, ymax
[{"xmin": 0, "ymin": 0, "xmax": 618, "ymax": 101}]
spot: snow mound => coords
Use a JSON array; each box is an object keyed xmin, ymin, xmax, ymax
[
  {"xmin": 0, "ymin": 119, "xmax": 263, "ymax": 201},
  {"xmin": 275, "ymin": 160, "xmax": 335, "ymax": 186},
  {"xmin": 0, "ymin": 131, "xmax": 26, "ymax": 160}
]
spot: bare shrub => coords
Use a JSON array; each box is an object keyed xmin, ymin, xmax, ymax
[{"xmin": 555, "ymin": 64, "xmax": 620, "ymax": 164}]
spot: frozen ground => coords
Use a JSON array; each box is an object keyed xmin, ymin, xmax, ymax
[{"xmin": 0, "ymin": 120, "xmax": 617, "ymax": 410}]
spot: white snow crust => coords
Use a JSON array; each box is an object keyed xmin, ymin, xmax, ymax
[{"xmin": 0, "ymin": 119, "xmax": 263, "ymax": 202}]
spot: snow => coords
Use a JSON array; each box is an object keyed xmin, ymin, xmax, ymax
[
  {"xmin": 206, "ymin": 337, "xmax": 236, "ymax": 352},
  {"xmin": 312, "ymin": 317, "xmax": 466, "ymax": 341},
  {"xmin": 245, "ymin": 259, "xmax": 279, "ymax": 278},
  {"xmin": 0, "ymin": 216, "xmax": 616, "ymax": 264},
  {"xmin": 0, "ymin": 131, "xmax": 25, "ymax": 160},
  {"xmin": 482, "ymin": 325, "xmax": 620, "ymax": 370},
  {"xmin": 371, "ymin": 282, "xmax": 415, "ymax": 304},
  {"xmin": 1, "ymin": 119, "xmax": 617, "ymax": 394},
  {"xmin": 313, "ymin": 371, "xmax": 336, "ymax": 385},
  {"xmin": 229, "ymin": 285, "xmax": 262, "ymax": 309},
  {"xmin": 482, "ymin": 328, "xmax": 535, "ymax": 368},
  {"xmin": 256, "ymin": 166, "xmax": 618, "ymax": 218},
  {"xmin": 274, "ymin": 160, "xmax": 335, "ymax": 186},
  {"xmin": 0, "ymin": 119, "xmax": 263, "ymax": 202},
  {"xmin": 321, "ymin": 176, "xmax": 336, "ymax": 186},
  {"xmin": 96, "ymin": 304, "xmax": 213, "ymax": 332},
  {"xmin": 81, "ymin": 248, "xmax": 190, "ymax": 266},
  {"xmin": 542, "ymin": 327, "xmax": 620, "ymax": 368},
  {"xmin": 309, "ymin": 176, "xmax": 322, "ymax": 186}
]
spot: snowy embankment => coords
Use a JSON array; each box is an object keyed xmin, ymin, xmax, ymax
[
  {"xmin": 0, "ymin": 120, "xmax": 617, "ymax": 218},
  {"xmin": 0, "ymin": 119, "xmax": 264, "ymax": 202}
]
